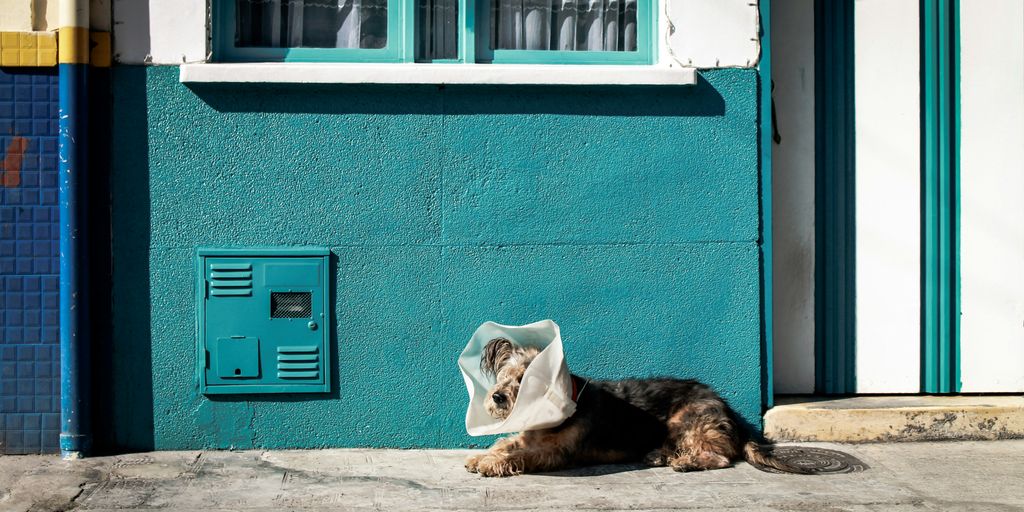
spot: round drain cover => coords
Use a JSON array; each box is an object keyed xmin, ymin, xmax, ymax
[{"xmin": 751, "ymin": 446, "xmax": 868, "ymax": 475}]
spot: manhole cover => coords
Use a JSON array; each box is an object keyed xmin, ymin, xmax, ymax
[{"xmin": 750, "ymin": 447, "xmax": 869, "ymax": 475}]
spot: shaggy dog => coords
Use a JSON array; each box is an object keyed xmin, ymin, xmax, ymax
[{"xmin": 465, "ymin": 337, "xmax": 801, "ymax": 477}]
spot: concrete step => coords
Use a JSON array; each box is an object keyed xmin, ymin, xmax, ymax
[{"xmin": 764, "ymin": 395, "xmax": 1024, "ymax": 443}]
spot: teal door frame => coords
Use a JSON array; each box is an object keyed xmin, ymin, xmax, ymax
[
  {"xmin": 807, "ymin": 0, "xmax": 962, "ymax": 396},
  {"xmin": 814, "ymin": 0, "xmax": 857, "ymax": 395},
  {"xmin": 920, "ymin": 0, "xmax": 961, "ymax": 394}
]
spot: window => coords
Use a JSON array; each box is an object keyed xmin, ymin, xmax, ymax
[
  {"xmin": 214, "ymin": 0, "xmax": 654, "ymax": 64},
  {"xmin": 216, "ymin": 0, "xmax": 406, "ymax": 62}
]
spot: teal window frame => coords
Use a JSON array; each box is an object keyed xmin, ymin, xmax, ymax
[
  {"xmin": 416, "ymin": 0, "xmax": 476, "ymax": 62},
  {"xmin": 474, "ymin": 0, "xmax": 656, "ymax": 65},
  {"xmin": 213, "ymin": 0, "xmax": 411, "ymax": 63},
  {"xmin": 213, "ymin": 0, "xmax": 656, "ymax": 65}
]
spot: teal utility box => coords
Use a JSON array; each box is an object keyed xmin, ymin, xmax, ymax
[{"xmin": 196, "ymin": 248, "xmax": 331, "ymax": 394}]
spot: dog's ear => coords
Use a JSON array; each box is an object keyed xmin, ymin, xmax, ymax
[{"xmin": 481, "ymin": 337, "xmax": 514, "ymax": 376}]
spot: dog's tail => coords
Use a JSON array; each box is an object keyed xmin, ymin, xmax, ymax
[{"xmin": 742, "ymin": 441, "xmax": 811, "ymax": 475}]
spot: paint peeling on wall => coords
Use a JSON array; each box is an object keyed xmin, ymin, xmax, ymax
[
  {"xmin": 2, "ymin": 136, "xmax": 27, "ymax": 188},
  {"xmin": 665, "ymin": 0, "xmax": 761, "ymax": 68}
]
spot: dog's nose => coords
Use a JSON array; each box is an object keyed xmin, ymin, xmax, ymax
[{"xmin": 491, "ymin": 392, "xmax": 507, "ymax": 405}]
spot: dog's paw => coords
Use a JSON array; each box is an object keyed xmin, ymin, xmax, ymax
[
  {"xmin": 669, "ymin": 452, "xmax": 730, "ymax": 472},
  {"xmin": 643, "ymin": 449, "xmax": 669, "ymax": 467},
  {"xmin": 464, "ymin": 454, "xmax": 483, "ymax": 473},
  {"xmin": 474, "ymin": 455, "xmax": 521, "ymax": 478}
]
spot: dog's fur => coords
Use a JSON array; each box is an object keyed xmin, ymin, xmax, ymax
[{"xmin": 465, "ymin": 337, "xmax": 799, "ymax": 477}]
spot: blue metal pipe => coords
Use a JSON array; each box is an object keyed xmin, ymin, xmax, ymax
[{"xmin": 58, "ymin": 61, "xmax": 91, "ymax": 459}]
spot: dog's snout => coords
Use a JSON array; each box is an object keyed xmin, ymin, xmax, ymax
[{"xmin": 491, "ymin": 392, "xmax": 507, "ymax": 405}]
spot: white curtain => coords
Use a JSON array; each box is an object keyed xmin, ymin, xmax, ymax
[
  {"xmin": 495, "ymin": 0, "xmax": 637, "ymax": 51},
  {"xmin": 236, "ymin": 0, "xmax": 388, "ymax": 49},
  {"xmin": 420, "ymin": 0, "xmax": 459, "ymax": 60}
]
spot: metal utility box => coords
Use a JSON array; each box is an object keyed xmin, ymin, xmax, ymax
[{"xmin": 197, "ymin": 248, "xmax": 331, "ymax": 394}]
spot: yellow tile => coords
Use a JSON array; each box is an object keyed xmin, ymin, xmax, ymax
[
  {"xmin": 19, "ymin": 49, "xmax": 37, "ymax": 66},
  {"xmin": 38, "ymin": 48, "xmax": 57, "ymax": 66},
  {"xmin": 38, "ymin": 34, "xmax": 57, "ymax": 50},
  {"xmin": 0, "ymin": 32, "xmax": 19, "ymax": 49},
  {"xmin": 0, "ymin": 32, "xmax": 57, "ymax": 66},
  {"xmin": 19, "ymin": 32, "xmax": 37, "ymax": 49},
  {"xmin": 1, "ymin": 49, "xmax": 18, "ymax": 66}
]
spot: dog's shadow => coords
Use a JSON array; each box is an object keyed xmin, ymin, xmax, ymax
[{"xmin": 535, "ymin": 463, "xmax": 651, "ymax": 478}]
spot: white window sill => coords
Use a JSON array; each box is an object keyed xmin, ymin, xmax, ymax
[{"xmin": 179, "ymin": 63, "xmax": 698, "ymax": 86}]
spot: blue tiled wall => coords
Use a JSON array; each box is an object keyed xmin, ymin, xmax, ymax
[{"xmin": 0, "ymin": 68, "xmax": 60, "ymax": 454}]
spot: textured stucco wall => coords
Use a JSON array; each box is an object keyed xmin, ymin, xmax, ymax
[{"xmin": 106, "ymin": 66, "xmax": 763, "ymax": 450}]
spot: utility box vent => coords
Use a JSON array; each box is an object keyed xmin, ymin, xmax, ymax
[
  {"xmin": 197, "ymin": 248, "xmax": 331, "ymax": 395},
  {"xmin": 271, "ymin": 292, "xmax": 312, "ymax": 318},
  {"xmin": 209, "ymin": 263, "xmax": 253, "ymax": 297}
]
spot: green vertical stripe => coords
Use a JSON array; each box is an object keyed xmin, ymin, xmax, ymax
[
  {"xmin": 953, "ymin": 0, "xmax": 962, "ymax": 392},
  {"xmin": 814, "ymin": 0, "xmax": 856, "ymax": 395},
  {"xmin": 920, "ymin": 0, "xmax": 961, "ymax": 393}
]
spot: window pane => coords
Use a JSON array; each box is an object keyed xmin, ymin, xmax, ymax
[
  {"xmin": 492, "ymin": 0, "xmax": 637, "ymax": 52},
  {"xmin": 418, "ymin": 0, "xmax": 459, "ymax": 60},
  {"xmin": 236, "ymin": 0, "xmax": 388, "ymax": 49}
]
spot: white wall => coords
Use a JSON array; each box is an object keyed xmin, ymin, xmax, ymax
[
  {"xmin": 113, "ymin": 0, "xmax": 207, "ymax": 64},
  {"xmin": 0, "ymin": 0, "xmax": 109, "ymax": 31},
  {"xmin": 666, "ymin": 0, "xmax": 761, "ymax": 68},
  {"xmin": 959, "ymin": 0, "xmax": 1024, "ymax": 392},
  {"xmin": 771, "ymin": 0, "xmax": 816, "ymax": 394},
  {"xmin": 0, "ymin": 0, "xmax": 32, "ymax": 31},
  {"xmin": 853, "ymin": 0, "xmax": 921, "ymax": 393}
]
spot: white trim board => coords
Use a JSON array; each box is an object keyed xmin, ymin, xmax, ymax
[
  {"xmin": 179, "ymin": 63, "xmax": 698, "ymax": 86},
  {"xmin": 853, "ymin": 0, "xmax": 922, "ymax": 394}
]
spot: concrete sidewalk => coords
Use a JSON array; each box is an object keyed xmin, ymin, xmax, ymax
[{"xmin": 1, "ymin": 441, "xmax": 1022, "ymax": 511}]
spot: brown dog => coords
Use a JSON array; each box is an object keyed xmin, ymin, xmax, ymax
[{"xmin": 465, "ymin": 337, "xmax": 800, "ymax": 477}]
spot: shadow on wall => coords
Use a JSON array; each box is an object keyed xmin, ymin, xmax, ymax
[
  {"xmin": 186, "ymin": 75, "xmax": 726, "ymax": 118},
  {"xmin": 96, "ymin": 0, "xmax": 156, "ymax": 454},
  {"xmin": 100, "ymin": 66, "xmax": 155, "ymax": 453},
  {"xmin": 110, "ymin": 0, "xmax": 152, "ymax": 64},
  {"xmin": 88, "ymin": 65, "xmax": 118, "ymax": 454}
]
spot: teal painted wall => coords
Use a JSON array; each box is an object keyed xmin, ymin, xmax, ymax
[{"xmin": 104, "ymin": 65, "xmax": 763, "ymax": 450}]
